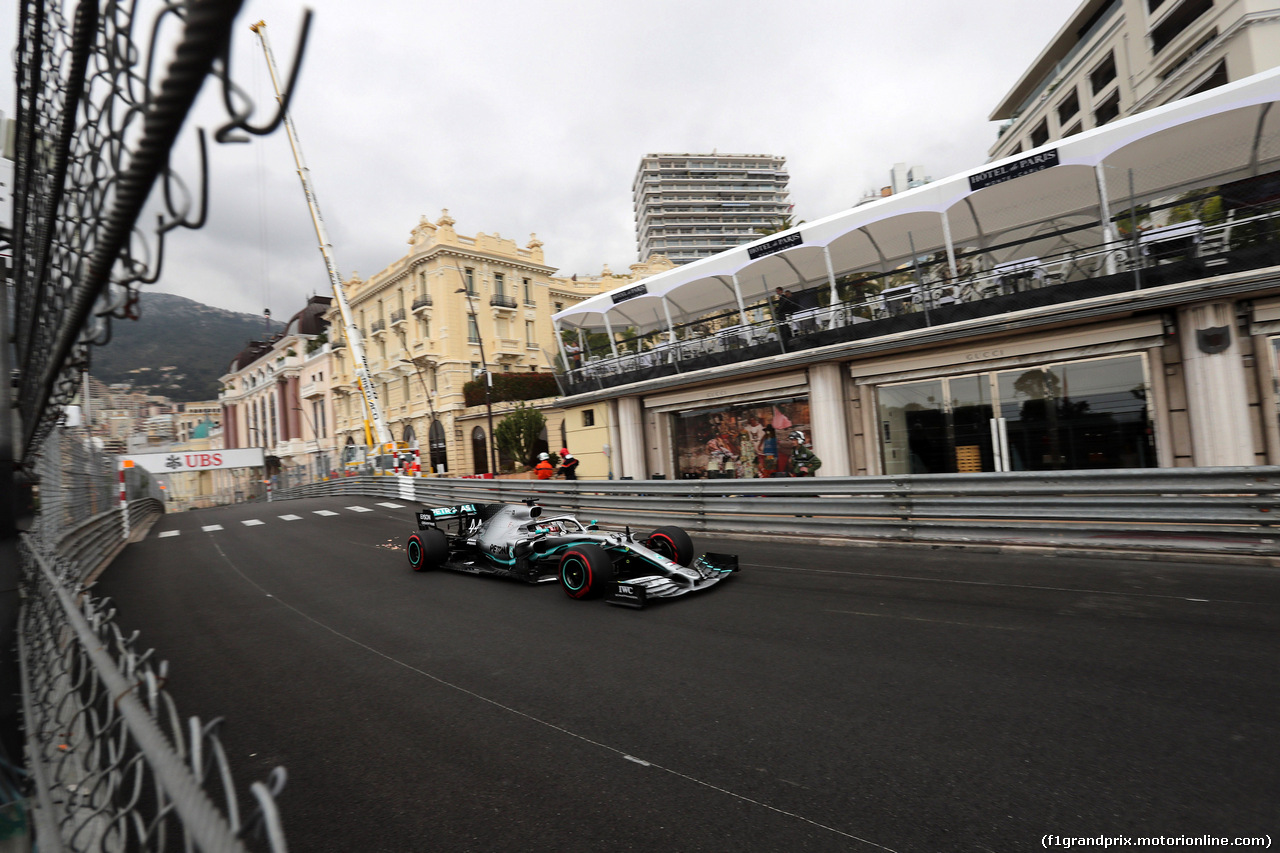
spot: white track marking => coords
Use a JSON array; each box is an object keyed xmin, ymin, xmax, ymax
[{"xmin": 207, "ymin": 541, "xmax": 898, "ymax": 852}]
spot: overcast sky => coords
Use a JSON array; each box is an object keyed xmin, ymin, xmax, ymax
[{"xmin": 6, "ymin": 0, "xmax": 1085, "ymax": 321}]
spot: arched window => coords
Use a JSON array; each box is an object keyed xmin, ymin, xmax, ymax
[
  {"xmin": 498, "ymin": 437, "xmax": 515, "ymax": 473},
  {"xmin": 472, "ymin": 427, "xmax": 489, "ymax": 474},
  {"xmin": 429, "ymin": 420, "xmax": 448, "ymax": 474},
  {"xmin": 402, "ymin": 424, "xmax": 416, "ymax": 448},
  {"xmin": 534, "ymin": 424, "xmax": 549, "ymax": 462}
]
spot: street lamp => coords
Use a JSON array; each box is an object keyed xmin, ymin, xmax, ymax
[
  {"xmin": 455, "ymin": 287, "xmax": 498, "ymax": 475},
  {"xmin": 293, "ymin": 406, "xmax": 325, "ymax": 480},
  {"xmin": 400, "ymin": 356, "xmax": 440, "ymax": 473},
  {"xmin": 398, "ymin": 357, "xmax": 438, "ymax": 423}
]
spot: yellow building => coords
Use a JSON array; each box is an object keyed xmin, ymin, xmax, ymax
[{"xmin": 326, "ymin": 210, "xmax": 613, "ymax": 475}]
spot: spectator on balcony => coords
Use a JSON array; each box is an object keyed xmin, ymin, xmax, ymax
[{"xmin": 773, "ymin": 287, "xmax": 799, "ymax": 343}]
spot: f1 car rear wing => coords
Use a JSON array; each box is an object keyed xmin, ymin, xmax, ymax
[{"xmin": 416, "ymin": 504, "xmax": 480, "ymax": 528}]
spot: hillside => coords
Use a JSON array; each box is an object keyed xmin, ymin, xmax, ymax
[{"xmin": 90, "ymin": 293, "xmax": 277, "ymax": 402}]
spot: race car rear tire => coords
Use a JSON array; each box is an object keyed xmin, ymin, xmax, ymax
[
  {"xmin": 647, "ymin": 525, "xmax": 694, "ymax": 567},
  {"xmin": 407, "ymin": 528, "xmax": 448, "ymax": 572},
  {"xmin": 559, "ymin": 544, "xmax": 614, "ymax": 599}
]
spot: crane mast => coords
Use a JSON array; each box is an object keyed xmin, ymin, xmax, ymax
[{"xmin": 249, "ymin": 20, "xmax": 394, "ymax": 460}]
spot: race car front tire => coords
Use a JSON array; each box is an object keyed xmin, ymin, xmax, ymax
[
  {"xmin": 647, "ymin": 525, "xmax": 694, "ymax": 567},
  {"xmin": 559, "ymin": 544, "xmax": 615, "ymax": 599},
  {"xmin": 407, "ymin": 527, "xmax": 448, "ymax": 572}
]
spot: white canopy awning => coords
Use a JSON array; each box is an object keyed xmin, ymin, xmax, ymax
[{"xmin": 556, "ymin": 65, "xmax": 1280, "ymax": 334}]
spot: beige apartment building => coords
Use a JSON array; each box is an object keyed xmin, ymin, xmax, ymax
[
  {"xmin": 988, "ymin": 0, "xmax": 1280, "ymax": 160},
  {"xmin": 325, "ymin": 210, "xmax": 619, "ymax": 475}
]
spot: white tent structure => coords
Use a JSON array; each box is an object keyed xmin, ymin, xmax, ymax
[{"xmin": 554, "ymin": 66, "xmax": 1280, "ymax": 357}]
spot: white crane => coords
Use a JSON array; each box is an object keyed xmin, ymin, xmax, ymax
[{"xmin": 250, "ymin": 20, "xmax": 395, "ymax": 466}]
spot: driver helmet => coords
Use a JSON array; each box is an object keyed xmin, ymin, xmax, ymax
[
  {"xmin": 538, "ymin": 452, "xmax": 550, "ymax": 461},
  {"xmin": 788, "ymin": 430, "xmax": 806, "ymax": 444}
]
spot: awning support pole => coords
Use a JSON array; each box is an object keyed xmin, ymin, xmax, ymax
[
  {"xmin": 730, "ymin": 275, "xmax": 752, "ymax": 340},
  {"xmin": 661, "ymin": 297, "xmax": 678, "ymax": 345},
  {"xmin": 1095, "ymin": 163, "xmax": 1119, "ymax": 276},
  {"xmin": 940, "ymin": 211, "xmax": 959, "ymax": 279},
  {"xmin": 603, "ymin": 314, "xmax": 619, "ymax": 358},
  {"xmin": 661, "ymin": 296, "xmax": 683, "ymax": 373},
  {"xmin": 822, "ymin": 247, "xmax": 839, "ymax": 330}
]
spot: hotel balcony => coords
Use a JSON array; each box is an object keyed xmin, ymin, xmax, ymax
[
  {"xmin": 489, "ymin": 294, "xmax": 519, "ymax": 312},
  {"xmin": 370, "ymin": 319, "xmax": 387, "ymax": 338},
  {"xmin": 411, "ymin": 294, "xmax": 433, "ymax": 312},
  {"xmin": 390, "ymin": 308, "xmax": 407, "ymax": 327},
  {"xmin": 494, "ymin": 337, "xmax": 524, "ymax": 358}
]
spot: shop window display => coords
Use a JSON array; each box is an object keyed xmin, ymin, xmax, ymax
[
  {"xmin": 673, "ymin": 396, "xmax": 812, "ymax": 478},
  {"xmin": 877, "ymin": 353, "xmax": 1154, "ymax": 474}
]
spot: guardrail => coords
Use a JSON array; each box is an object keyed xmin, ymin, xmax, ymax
[{"xmin": 274, "ymin": 468, "xmax": 1280, "ymax": 560}]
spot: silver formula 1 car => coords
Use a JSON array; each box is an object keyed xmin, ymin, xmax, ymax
[{"xmin": 405, "ymin": 498, "xmax": 738, "ymax": 607}]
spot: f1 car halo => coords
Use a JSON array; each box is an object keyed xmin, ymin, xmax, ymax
[{"xmin": 405, "ymin": 498, "xmax": 738, "ymax": 607}]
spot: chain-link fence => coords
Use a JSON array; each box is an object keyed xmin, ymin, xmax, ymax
[
  {"xmin": 18, "ymin": 436, "xmax": 286, "ymax": 850},
  {"xmin": 4, "ymin": 1, "xmax": 310, "ymax": 849}
]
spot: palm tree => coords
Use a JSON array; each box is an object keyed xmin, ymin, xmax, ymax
[{"xmin": 754, "ymin": 215, "xmax": 805, "ymax": 236}]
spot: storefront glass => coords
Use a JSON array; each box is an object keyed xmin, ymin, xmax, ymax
[
  {"xmin": 878, "ymin": 353, "xmax": 1154, "ymax": 474},
  {"xmin": 672, "ymin": 396, "xmax": 811, "ymax": 478},
  {"xmin": 1272, "ymin": 338, "xmax": 1280, "ymax": 429}
]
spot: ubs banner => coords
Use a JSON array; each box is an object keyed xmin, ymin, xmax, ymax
[{"xmin": 118, "ymin": 448, "xmax": 266, "ymax": 473}]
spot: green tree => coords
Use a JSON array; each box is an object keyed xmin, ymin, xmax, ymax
[
  {"xmin": 754, "ymin": 215, "xmax": 805, "ymax": 236},
  {"xmin": 495, "ymin": 403, "xmax": 547, "ymax": 470}
]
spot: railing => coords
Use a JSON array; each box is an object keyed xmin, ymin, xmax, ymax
[
  {"xmin": 389, "ymin": 308, "xmax": 406, "ymax": 325},
  {"xmin": 272, "ymin": 468, "xmax": 1280, "ymax": 560},
  {"xmin": 489, "ymin": 294, "xmax": 519, "ymax": 309},
  {"xmin": 411, "ymin": 295, "xmax": 433, "ymax": 310},
  {"xmin": 370, "ymin": 319, "xmax": 387, "ymax": 335},
  {"xmin": 562, "ymin": 199, "xmax": 1280, "ymax": 394}
]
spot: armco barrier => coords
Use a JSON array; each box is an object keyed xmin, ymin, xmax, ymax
[{"xmin": 274, "ymin": 468, "xmax": 1280, "ymax": 559}]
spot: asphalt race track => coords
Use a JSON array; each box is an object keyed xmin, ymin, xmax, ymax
[{"xmin": 92, "ymin": 495, "xmax": 1280, "ymax": 852}]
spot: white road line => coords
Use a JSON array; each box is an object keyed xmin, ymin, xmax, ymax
[
  {"xmin": 827, "ymin": 609, "xmax": 1020, "ymax": 632},
  {"xmin": 157, "ymin": 530, "xmax": 180, "ymax": 538},
  {"xmin": 202, "ymin": 525, "xmax": 223, "ymax": 532},
  {"xmin": 313, "ymin": 510, "xmax": 338, "ymax": 517},
  {"xmin": 346, "ymin": 506, "xmax": 372, "ymax": 513},
  {"xmin": 377, "ymin": 502, "xmax": 406, "ymax": 508},
  {"xmin": 242, "ymin": 519, "xmax": 265, "ymax": 526},
  {"xmin": 207, "ymin": 541, "xmax": 891, "ymax": 853},
  {"xmin": 279, "ymin": 514, "xmax": 302, "ymax": 521}
]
